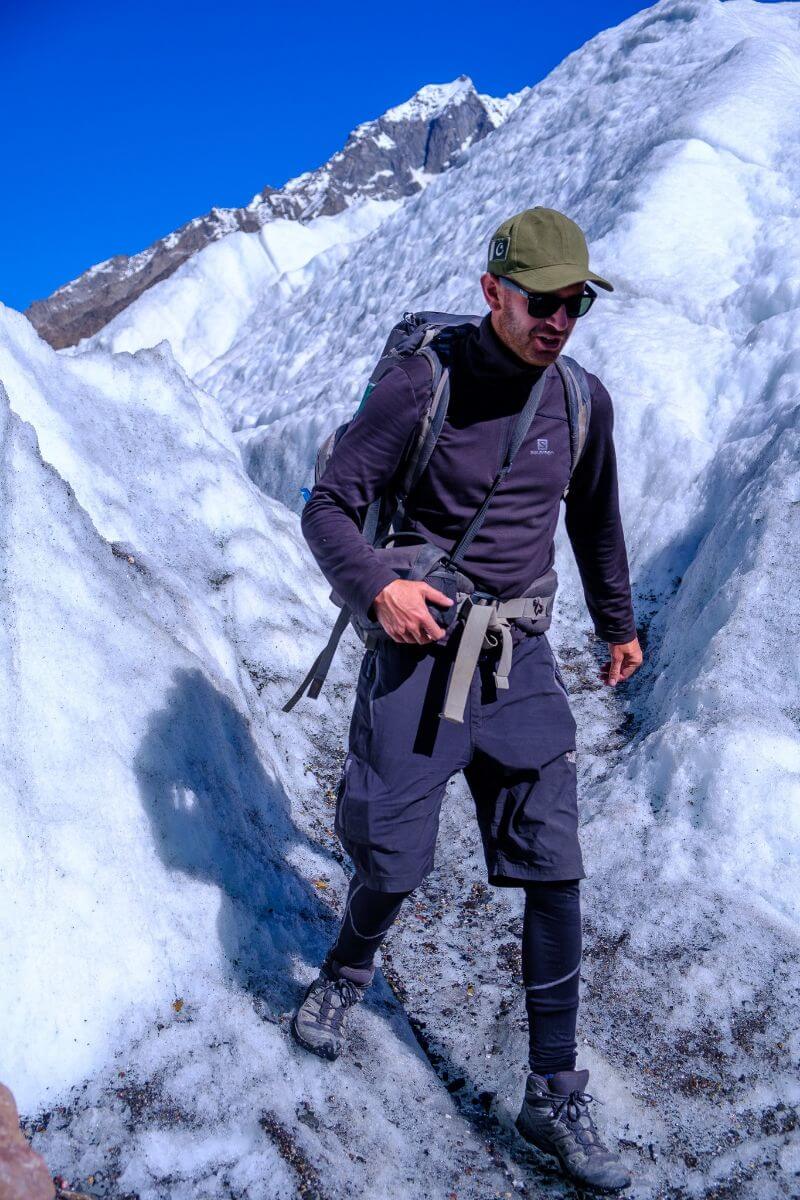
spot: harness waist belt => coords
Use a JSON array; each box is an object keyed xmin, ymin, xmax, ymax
[{"xmin": 440, "ymin": 591, "xmax": 555, "ymax": 725}]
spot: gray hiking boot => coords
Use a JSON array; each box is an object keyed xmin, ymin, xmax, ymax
[
  {"xmin": 291, "ymin": 957, "xmax": 373, "ymax": 1061},
  {"xmin": 515, "ymin": 1068, "xmax": 632, "ymax": 1193}
]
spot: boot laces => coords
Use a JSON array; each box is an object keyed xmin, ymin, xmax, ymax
[
  {"xmin": 314, "ymin": 975, "xmax": 363, "ymax": 1031},
  {"xmin": 330, "ymin": 977, "xmax": 364, "ymax": 1006},
  {"xmin": 552, "ymin": 1089, "xmax": 606, "ymax": 1150}
]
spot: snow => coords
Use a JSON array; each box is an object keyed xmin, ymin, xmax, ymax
[
  {"xmin": 69, "ymin": 198, "xmax": 400, "ymax": 379},
  {"xmin": 408, "ymin": 165, "xmax": 437, "ymax": 190},
  {"xmin": 0, "ymin": 304, "xmax": 509, "ymax": 1197},
  {"xmin": 477, "ymin": 87, "xmax": 529, "ymax": 127},
  {"xmin": 3, "ymin": 0, "xmax": 800, "ymax": 1196},
  {"xmin": 379, "ymin": 75, "xmax": 475, "ymax": 124}
]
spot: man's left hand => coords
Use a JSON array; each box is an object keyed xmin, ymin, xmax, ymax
[{"xmin": 600, "ymin": 637, "xmax": 643, "ymax": 687}]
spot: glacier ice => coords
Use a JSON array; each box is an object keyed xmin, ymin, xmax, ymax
[{"xmin": 2, "ymin": 0, "xmax": 799, "ymax": 1196}]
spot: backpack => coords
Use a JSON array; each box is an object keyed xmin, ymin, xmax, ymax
[{"xmin": 283, "ymin": 311, "xmax": 593, "ymax": 712}]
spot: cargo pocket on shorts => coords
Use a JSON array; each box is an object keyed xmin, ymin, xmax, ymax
[
  {"xmin": 504, "ymin": 750, "xmax": 580, "ymax": 868},
  {"xmin": 334, "ymin": 750, "xmax": 389, "ymax": 846}
]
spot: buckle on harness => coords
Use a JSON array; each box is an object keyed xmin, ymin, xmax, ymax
[
  {"xmin": 470, "ymin": 588, "xmax": 500, "ymax": 605},
  {"xmin": 462, "ymin": 589, "xmax": 503, "ymax": 650}
]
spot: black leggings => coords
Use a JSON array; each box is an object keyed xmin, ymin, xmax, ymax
[
  {"xmin": 522, "ymin": 879, "xmax": 581, "ymax": 1074},
  {"xmin": 329, "ymin": 875, "xmax": 581, "ymax": 1075},
  {"xmin": 330, "ymin": 876, "xmax": 411, "ymax": 970}
]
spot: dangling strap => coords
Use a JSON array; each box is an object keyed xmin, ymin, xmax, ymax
[
  {"xmin": 439, "ymin": 594, "xmax": 554, "ymax": 725},
  {"xmin": 283, "ymin": 351, "xmax": 447, "ymax": 713},
  {"xmin": 283, "ymin": 485, "xmax": 385, "ymax": 713},
  {"xmin": 282, "ymin": 604, "xmax": 352, "ymax": 712}
]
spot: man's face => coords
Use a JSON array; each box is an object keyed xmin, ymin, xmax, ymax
[{"xmin": 480, "ymin": 272, "xmax": 586, "ymax": 367}]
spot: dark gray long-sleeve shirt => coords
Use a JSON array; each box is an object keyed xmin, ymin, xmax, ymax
[{"xmin": 301, "ymin": 313, "xmax": 637, "ymax": 644}]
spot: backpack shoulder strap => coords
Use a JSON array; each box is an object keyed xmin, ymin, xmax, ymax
[
  {"xmin": 283, "ymin": 317, "xmax": 474, "ymax": 714},
  {"xmin": 386, "ymin": 320, "xmax": 476, "ymax": 521},
  {"xmin": 554, "ymin": 355, "xmax": 593, "ymax": 498},
  {"xmin": 396, "ymin": 344, "xmax": 451, "ymax": 501}
]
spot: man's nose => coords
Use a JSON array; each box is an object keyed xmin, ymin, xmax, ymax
[{"xmin": 547, "ymin": 303, "xmax": 570, "ymax": 331}]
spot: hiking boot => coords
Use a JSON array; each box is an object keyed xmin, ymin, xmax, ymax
[
  {"xmin": 515, "ymin": 1068, "xmax": 632, "ymax": 1193},
  {"xmin": 291, "ymin": 957, "xmax": 373, "ymax": 1061}
]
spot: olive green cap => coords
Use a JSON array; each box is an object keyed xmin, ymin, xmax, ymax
[{"xmin": 486, "ymin": 206, "xmax": 613, "ymax": 293}]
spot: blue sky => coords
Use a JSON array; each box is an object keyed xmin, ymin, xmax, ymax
[{"xmin": 1, "ymin": 0, "xmax": 667, "ymax": 311}]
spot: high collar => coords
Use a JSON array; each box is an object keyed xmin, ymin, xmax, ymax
[{"xmin": 464, "ymin": 314, "xmax": 548, "ymax": 383}]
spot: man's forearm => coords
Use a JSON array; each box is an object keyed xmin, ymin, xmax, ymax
[
  {"xmin": 564, "ymin": 378, "xmax": 637, "ymax": 643},
  {"xmin": 568, "ymin": 519, "xmax": 637, "ymax": 643}
]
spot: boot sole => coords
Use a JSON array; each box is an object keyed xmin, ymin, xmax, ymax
[
  {"xmin": 290, "ymin": 1013, "xmax": 340, "ymax": 1061},
  {"xmin": 515, "ymin": 1115, "xmax": 632, "ymax": 1194}
]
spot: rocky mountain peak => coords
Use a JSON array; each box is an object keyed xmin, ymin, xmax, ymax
[{"xmin": 25, "ymin": 76, "xmax": 524, "ymax": 349}]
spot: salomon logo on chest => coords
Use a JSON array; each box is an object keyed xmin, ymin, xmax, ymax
[{"xmin": 530, "ymin": 438, "xmax": 555, "ymax": 456}]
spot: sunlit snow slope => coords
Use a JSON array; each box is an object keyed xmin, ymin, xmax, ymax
[
  {"xmin": 3, "ymin": 0, "xmax": 799, "ymax": 1197},
  {"xmin": 0, "ymin": 306, "xmax": 512, "ymax": 1198},
  {"xmin": 71, "ymin": 200, "xmax": 402, "ymax": 380}
]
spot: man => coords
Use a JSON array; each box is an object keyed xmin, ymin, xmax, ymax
[{"xmin": 294, "ymin": 207, "xmax": 643, "ymax": 1193}]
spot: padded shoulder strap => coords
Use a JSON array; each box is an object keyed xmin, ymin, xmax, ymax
[
  {"xmin": 555, "ymin": 355, "xmax": 593, "ymax": 497},
  {"xmin": 355, "ymin": 347, "xmax": 450, "ymax": 550},
  {"xmin": 397, "ymin": 346, "xmax": 450, "ymax": 502}
]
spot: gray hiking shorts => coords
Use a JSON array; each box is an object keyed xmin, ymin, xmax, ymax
[{"xmin": 334, "ymin": 624, "xmax": 585, "ymax": 893}]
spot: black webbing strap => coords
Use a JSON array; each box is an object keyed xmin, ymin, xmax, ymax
[
  {"xmin": 282, "ymin": 459, "xmax": 388, "ymax": 712},
  {"xmin": 281, "ymin": 604, "xmax": 352, "ymax": 711},
  {"xmin": 448, "ymin": 367, "xmax": 550, "ymax": 570},
  {"xmin": 283, "ymin": 359, "xmax": 548, "ymax": 714}
]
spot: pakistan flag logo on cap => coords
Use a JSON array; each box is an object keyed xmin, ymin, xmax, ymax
[{"xmin": 490, "ymin": 236, "xmax": 510, "ymax": 263}]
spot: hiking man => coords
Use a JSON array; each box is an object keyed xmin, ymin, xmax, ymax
[{"xmin": 293, "ymin": 207, "xmax": 643, "ymax": 1192}]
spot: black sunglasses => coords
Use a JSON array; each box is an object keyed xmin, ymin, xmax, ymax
[{"xmin": 499, "ymin": 276, "xmax": 597, "ymax": 318}]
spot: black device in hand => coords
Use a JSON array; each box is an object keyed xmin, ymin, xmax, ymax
[{"xmin": 422, "ymin": 561, "xmax": 460, "ymax": 631}]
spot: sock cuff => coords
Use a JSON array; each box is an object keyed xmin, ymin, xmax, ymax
[{"xmin": 330, "ymin": 957, "xmax": 374, "ymax": 986}]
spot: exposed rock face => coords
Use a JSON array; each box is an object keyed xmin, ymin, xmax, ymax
[
  {"xmin": 0, "ymin": 1083, "xmax": 55, "ymax": 1200},
  {"xmin": 25, "ymin": 76, "xmax": 524, "ymax": 350}
]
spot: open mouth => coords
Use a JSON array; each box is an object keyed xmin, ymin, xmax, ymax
[{"xmin": 535, "ymin": 334, "xmax": 561, "ymax": 350}]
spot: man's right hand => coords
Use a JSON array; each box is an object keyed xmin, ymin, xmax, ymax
[{"xmin": 372, "ymin": 579, "xmax": 454, "ymax": 645}]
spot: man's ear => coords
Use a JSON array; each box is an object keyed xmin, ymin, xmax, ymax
[{"xmin": 480, "ymin": 272, "xmax": 502, "ymax": 312}]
